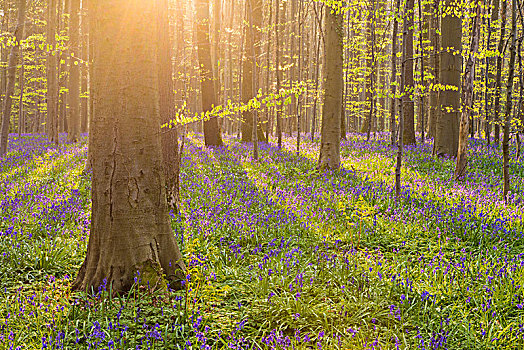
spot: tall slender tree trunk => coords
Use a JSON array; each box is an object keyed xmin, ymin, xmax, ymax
[
  {"xmin": 503, "ymin": 0, "xmax": 517, "ymax": 201},
  {"xmin": 73, "ymin": 0, "xmax": 185, "ymax": 294},
  {"xmin": 0, "ymin": 0, "xmax": 26, "ymax": 157},
  {"xmin": 68, "ymin": 0, "xmax": 81, "ymax": 142},
  {"xmin": 159, "ymin": 0, "xmax": 181, "ymax": 213},
  {"xmin": 493, "ymin": 0, "xmax": 507, "ymax": 147},
  {"xmin": 18, "ymin": 57, "xmax": 24, "ymax": 138},
  {"xmin": 390, "ymin": 0, "xmax": 400, "ymax": 145},
  {"xmin": 396, "ymin": 4, "xmax": 408, "ymax": 198},
  {"xmin": 265, "ymin": 0, "xmax": 272, "ymax": 141},
  {"xmin": 455, "ymin": 1, "xmax": 481, "ymax": 179},
  {"xmin": 318, "ymin": 5, "xmax": 343, "ymax": 170},
  {"xmin": 80, "ymin": 0, "xmax": 89, "ymax": 134},
  {"xmin": 196, "ymin": 0, "xmax": 223, "ymax": 147},
  {"xmin": 47, "ymin": 0, "xmax": 59, "ymax": 144},
  {"xmin": 427, "ymin": 0, "xmax": 440, "ymax": 139},
  {"xmin": 402, "ymin": 0, "xmax": 416, "ymax": 145},
  {"xmin": 434, "ymin": 0, "xmax": 461, "ymax": 157},
  {"xmin": 275, "ymin": 0, "xmax": 283, "ymax": 148},
  {"xmin": 241, "ymin": 0, "xmax": 264, "ymax": 142},
  {"xmin": 418, "ymin": 0, "xmax": 425, "ymax": 143}
]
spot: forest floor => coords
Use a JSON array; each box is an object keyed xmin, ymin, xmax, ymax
[{"xmin": 0, "ymin": 132, "xmax": 524, "ymax": 349}]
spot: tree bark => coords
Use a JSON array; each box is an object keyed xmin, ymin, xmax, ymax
[
  {"xmin": 275, "ymin": 0, "xmax": 283, "ymax": 148},
  {"xmin": 47, "ymin": 0, "xmax": 59, "ymax": 144},
  {"xmin": 427, "ymin": 0, "xmax": 440, "ymax": 139},
  {"xmin": 73, "ymin": 0, "xmax": 186, "ymax": 294},
  {"xmin": 241, "ymin": 0, "xmax": 264, "ymax": 142},
  {"xmin": 434, "ymin": 0, "xmax": 461, "ymax": 157},
  {"xmin": 196, "ymin": 0, "xmax": 223, "ymax": 147},
  {"xmin": 318, "ymin": 5, "xmax": 342, "ymax": 170},
  {"xmin": 503, "ymin": 0, "xmax": 517, "ymax": 201},
  {"xmin": 455, "ymin": 1, "xmax": 481, "ymax": 180},
  {"xmin": 68, "ymin": 0, "xmax": 81, "ymax": 142},
  {"xmin": 402, "ymin": 0, "xmax": 416, "ymax": 146},
  {"xmin": 159, "ymin": 0, "xmax": 181, "ymax": 213},
  {"xmin": 493, "ymin": 0, "xmax": 508, "ymax": 147},
  {"xmin": 389, "ymin": 0, "xmax": 400, "ymax": 145},
  {"xmin": 485, "ymin": 0, "xmax": 500, "ymax": 145},
  {"xmin": 0, "ymin": 0, "xmax": 26, "ymax": 157}
]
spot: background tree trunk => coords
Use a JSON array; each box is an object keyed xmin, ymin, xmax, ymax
[
  {"xmin": 503, "ymin": 0, "xmax": 517, "ymax": 201},
  {"xmin": 0, "ymin": 0, "xmax": 26, "ymax": 156},
  {"xmin": 67, "ymin": 0, "xmax": 81, "ymax": 142},
  {"xmin": 159, "ymin": 0, "xmax": 181, "ymax": 213},
  {"xmin": 241, "ymin": 0, "xmax": 264, "ymax": 142},
  {"xmin": 427, "ymin": 0, "xmax": 440, "ymax": 140},
  {"xmin": 47, "ymin": 0, "xmax": 59, "ymax": 144},
  {"xmin": 455, "ymin": 1, "xmax": 481, "ymax": 179},
  {"xmin": 402, "ymin": 0, "xmax": 416, "ymax": 146},
  {"xmin": 196, "ymin": 0, "xmax": 223, "ymax": 147}
]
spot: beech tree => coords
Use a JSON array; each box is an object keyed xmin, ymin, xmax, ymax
[
  {"xmin": 73, "ymin": 0, "xmax": 185, "ymax": 293},
  {"xmin": 434, "ymin": 0, "xmax": 461, "ymax": 157},
  {"xmin": 196, "ymin": 0, "xmax": 223, "ymax": 147},
  {"xmin": 67, "ymin": 0, "xmax": 81, "ymax": 143},
  {"xmin": 47, "ymin": 0, "xmax": 59, "ymax": 144},
  {"xmin": 0, "ymin": 0, "xmax": 26, "ymax": 156},
  {"xmin": 241, "ymin": 0, "xmax": 264, "ymax": 143},
  {"xmin": 318, "ymin": 4, "xmax": 343, "ymax": 170}
]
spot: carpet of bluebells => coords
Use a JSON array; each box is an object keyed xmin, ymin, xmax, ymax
[{"xmin": 1, "ymin": 132, "xmax": 524, "ymax": 349}]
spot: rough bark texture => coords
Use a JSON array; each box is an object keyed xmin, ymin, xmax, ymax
[
  {"xmin": 389, "ymin": 0, "xmax": 400, "ymax": 145},
  {"xmin": 455, "ymin": 2, "xmax": 481, "ymax": 179},
  {"xmin": 0, "ymin": 0, "xmax": 26, "ymax": 157},
  {"xmin": 47, "ymin": 0, "xmax": 59, "ymax": 144},
  {"xmin": 159, "ymin": 0, "xmax": 181, "ymax": 213},
  {"xmin": 427, "ymin": 0, "xmax": 440, "ymax": 139},
  {"xmin": 434, "ymin": 0, "xmax": 461, "ymax": 157},
  {"xmin": 196, "ymin": 0, "xmax": 223, "ymax": 147},
  {"xmin": 485, "ymin": 0, "xmax": 500, "ymax": 145},
  {"xmin": 275, "ymin": 0, "xmax": 283, "ymax": 148},
  {"xmin": 402, "ymin": 0, "xmax": 416, "ymax": 146},
  {"xmin": 503, "ymin": 0, "xmax": 517, "ymax": 201},
  {"xmin": 318, "ymin": 6, "xmax": 342, "ymax": 170},
  {"xmin": 73, "ymin": 0, "xmax": 186, "ymax": 294},
  {"xmin": 68, "ymin": 0, "xmax": 81, "ymax": 142},
  {"xmin": 80, "ymin": 0, "xmax": 89, "ymax": 134},
  {"xmin": 241, "ymin": 0, "xmax": 264, "ymax": 142},
  {"xmin": 493, "ymin": 0, "xmax": 507, "ymax": 146}
]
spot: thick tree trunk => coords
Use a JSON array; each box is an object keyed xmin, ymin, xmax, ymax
[
  {"xmin": 318, "ymin": 5, "xmax": 343, "ymax": 170},
  {"xmin": 455, "ymin": 2, "xmax": 481, "ymax": 180},
  {"xmin": 73, "ymin": 0, "xmax": 186, "ymax": 294},
  {"xmin": 402, "ymin": 0, "xmax": 416, "ymax": 146},
  {"xmin": 196, "ymin": 0, "xmax": 223, "ymax": 147},
  {"xmin": 434, "ymin": 0, "xmax": 461, "ymax": 157},
  {"xmin": 68, "ymin": 0, "xmax": 81, "ymax": 142},
  {"xmin": 0, "ymin": 0, "xmax": 26, "ymax": 157}
]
